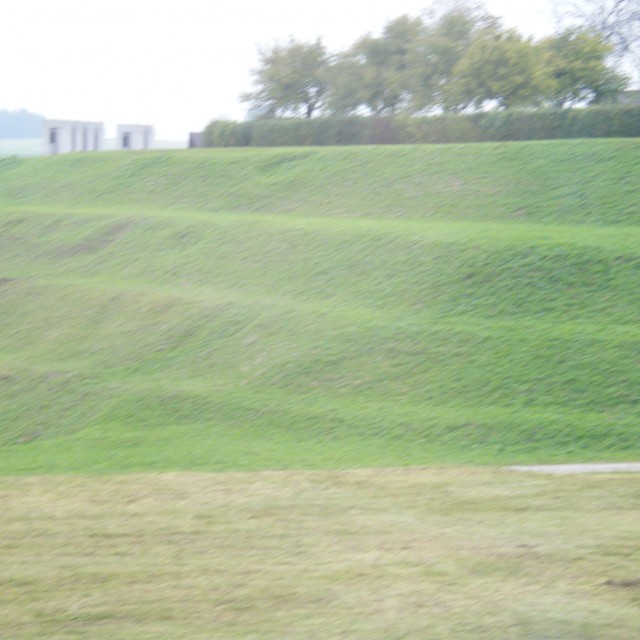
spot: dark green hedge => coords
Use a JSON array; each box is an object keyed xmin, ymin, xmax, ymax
[{"xmin": 203, "ymin": 106, "xmax": 640, "ymax": 147}]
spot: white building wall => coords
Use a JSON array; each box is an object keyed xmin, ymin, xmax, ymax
[
  {"xmin": 44, "ymin": 120, "xmax": 104, "ymax": 155},
  {"xmin": 117, "ymin": 124, "xmax": 153, "ymax": 151}
]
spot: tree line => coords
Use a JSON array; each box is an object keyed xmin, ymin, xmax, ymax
[
  {"xmin": 0, "ymin": 109, "xmax": 44, "ymax": 138},
  {"xmin": 241, "ymin": 1, "xmax": 633, "ymax": 119}
]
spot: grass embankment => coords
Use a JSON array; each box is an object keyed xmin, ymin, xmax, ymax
[
  {"xmin": 0, "ymin": 140, "xmax": 638, "ymax": 473},
  {"xmin": 2, "ymin": 469, "xmax": 640, "ymax": 639}
]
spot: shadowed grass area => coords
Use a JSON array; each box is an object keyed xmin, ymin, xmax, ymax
[
  {"xmin": 1, "ymin": 468, "xmax": 640, "ymax": 639},
  {"xmin": 0, "ymin": 141, "xmax": 639, "ymax": 473}
]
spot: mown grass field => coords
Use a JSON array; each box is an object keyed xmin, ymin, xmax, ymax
[
  {"xmin": 2, "ymin": 468, "xmax": 640, "ymax": 639},
  {"xmin": 1, "ymin": 140, "xmax": 639, "ymax": 639},
  {"xmin": 0, "ymin": 140, "xmax": 639, "ymax": 473}
]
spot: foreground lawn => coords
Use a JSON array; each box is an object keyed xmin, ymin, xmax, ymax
[{"xmin": 2, "ymin": 468, "xmax": 639, "ymax": 639}]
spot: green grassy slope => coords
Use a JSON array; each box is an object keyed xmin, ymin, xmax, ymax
[
  {"xmin": 0, "ymin": 139, "xmax": 638, "ymax": 224},
  {"xmin": 0, "ymin": 141, "xmax": 638, "ymax": 473}
]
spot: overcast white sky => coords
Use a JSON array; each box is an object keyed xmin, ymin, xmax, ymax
[{"xmin": 3, "ymin": 1, "xmax": 557, "ymax": 140}]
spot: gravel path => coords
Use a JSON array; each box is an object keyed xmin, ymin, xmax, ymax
[{"xmin": 508, "ymin": 463, "xmax": 640, "ymax": 474}]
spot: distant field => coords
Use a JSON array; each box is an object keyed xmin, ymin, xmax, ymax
[
  {"xmin": 2, "ymin": 468, "xmax": 640, "ymax": 639},
  {"xmin": 0, "ymin": 138, "xmax": 186, "ymax": 157},
  {"xmin": 0, "ymin": 140, "xmax": 638, "ymax": 474},
  {"xmin": 0, "ymin": 138, "xmax": 42, "ymax": 157}
]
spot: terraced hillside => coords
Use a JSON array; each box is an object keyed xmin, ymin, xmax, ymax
[{"xmin": 0, "ymin": 140, "xmax": 638, "ymax": 473}]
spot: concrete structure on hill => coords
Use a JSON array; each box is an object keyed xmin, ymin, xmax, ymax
[
  {"xmin": 188, "ymin": 131, "xmax": 205, "ymax": 148},
  {"xmin": 117, "ymin": 124, "xmax": 153, "ymax": 150},
  {"xmin": 44, "ymin": 120, "xmax": 104, "ymax": 155}
]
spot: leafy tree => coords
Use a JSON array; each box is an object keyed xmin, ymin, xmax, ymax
[
  {"xmin": 444, "ymin": 26, "xmax": 545, "ymax": 110},
  {"xmin": 554, "ymin": 0, "xmax": 640, "ymax": 84},
  {"xmin": 241, "ymin": 39, "xmax": 329, "ymax": 118},
  {"xmin": 0, "ymin": 109, "xmax": 44, "ymax": 138},
  {"xmin": 326, "ymin": 15, "xmax": 424, "ymax": 116},
  {"xmin": 409, "ymin": 4, "xmax": 496, "ymax": 111},
  {"xmin": 540, "ymin": 29, "xmax": 628, "ymax": 106},
  {"xmin": 555, "ymin": 0, "xmax": 639, "ymax": 59},
  {"xmin": 241, "ymin": 3, "xmax": 631, "ymax": 123},
  {"xmin": 324, "ymin": 56, "xmax": 367, "ymax": 115}
]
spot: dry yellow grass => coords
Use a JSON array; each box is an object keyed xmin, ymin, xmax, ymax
[{"xmin": 1, "ymin": 468, "xmax": 639, "ymax": 639}]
